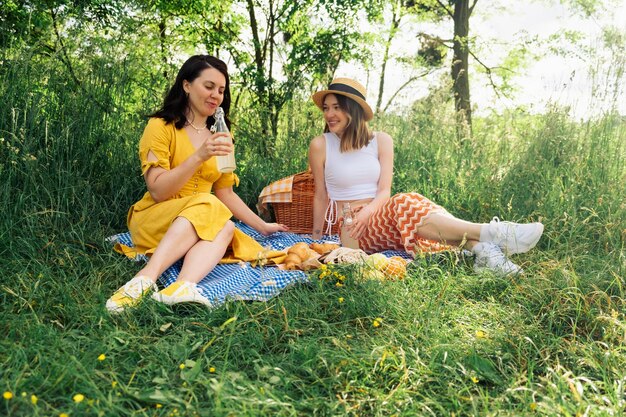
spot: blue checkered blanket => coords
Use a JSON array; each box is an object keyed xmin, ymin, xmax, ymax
[{"xmin": 108, "ymin": 222, "xmax": 411, "ymax": 308}]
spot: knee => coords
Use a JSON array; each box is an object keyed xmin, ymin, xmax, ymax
[{"xmin": 221, "ymin": 220, "xmax": 236, "ymax": 239}]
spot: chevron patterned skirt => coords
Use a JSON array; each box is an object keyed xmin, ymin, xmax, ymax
[{"xmin": 357, "ymin": 193, "xmax": 454, "ymax": 256}]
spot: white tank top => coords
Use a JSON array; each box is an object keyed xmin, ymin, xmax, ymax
[{"xmin": 324, "ymin": 132, "xmax": 380, "ymax": 201}]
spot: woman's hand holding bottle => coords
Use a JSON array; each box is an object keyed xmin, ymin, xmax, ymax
[
  {"xmin": 350, "ymin": 206, "xmax": 373, "ymax": 239},
  {"xmin": 195, "ymin": 132, "xmax": 233, "ymax": 161}
]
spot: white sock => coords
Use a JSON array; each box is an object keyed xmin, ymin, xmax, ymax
[{"xmin": 479, "ymin": 224, "xmax": 491, "ymax": 242}]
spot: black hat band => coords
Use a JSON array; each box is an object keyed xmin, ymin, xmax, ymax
[{"xmin": 327, "ymin": 83, "xmax": 366, "ymax": 101}]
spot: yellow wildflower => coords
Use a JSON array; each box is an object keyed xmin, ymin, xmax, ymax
[
  {"xmin": 98, "ymin": 354, "xmax": 106, "ymax": 361},
  {"xmin": 179, "ymin": 363, "xmax": 186, "ymax": 370},
  {"xmin": 156, "ymin": 403, "xmax": 163, "ymax": 408},
  {"xmin": 529, "ymin": 402, "xmax": 537, "ymax": 411},
  {"xmin": 111, "ymin": 381, "xmax": 118, "ymax": 388},
  {"xmin": 21, "ymin": 392, "xmax": 27, "ymax": 397},
  {"xmin": 335, "ymin": 282, "xmax": 344, "ymax": 287},
  {"xmin": 209, "ymin": 367, "xmax": 216, "ymax": 373},
  {"xmin": 31, "ymin": 394, "xmax": 38, "ymax": 405},
  {"xmin": 73, "ymin": 394, "xmax": 85, "ymax": 403},
  {"xmin": 475, "ymin": 330, "xmax": 486, "ymax": 339},
  {"xmin": 60, "ymin": 413, "xmax": 69, "ymax": 417},
  {"xmin": 373, "ymin": 318, "xmax": 382, "ymax": 328},
  {"xmin": 471, "ymin": 376, "xmax": 479, "ymax": 383},
  {"xmin": 338, "ymin": 297, "xmax": 344, "ymax": 303},
  {"xmin": 3, "ymin": 391, "xmax": 13, "ymax": 400}
]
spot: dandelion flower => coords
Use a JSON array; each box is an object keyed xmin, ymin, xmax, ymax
[
  {"xmin": 111, "ymin": 381, "xmax": 118, "ymax": 388},
  {"xmin": 31, "ymin": 394, "xmax": 38, "ymax": 405},
  {"xmin": 209, "ymin": 367, "xmax": 216, "ymax": 373},
  {"xmin": 98, "ymin": 354, "xmax": 106, "ymax": 361},
  {"xmin": 156, "ymin": 403, "xmax": 163, "ymax": 408},
  {"xmin": 60, "ymin": 413, "xmax": 69, "ymax": 417},
  {"xmin": 338, "ymin": 297, "xmax": 344, "ymax": 303},
  {"xmin": 529, "ymin": 402, "xmax": 537, "ymax": 411},
  {"xmin": 3, "ymin": 391, "xmax": 13, "ymax": 400},
  {"xmin": 471, "ymin": 376, "xmax": 479, "ymax": 383},
  {"xmin": 373, "ymin": 318, "xmax": 382, "ymax": 328},
  {"xmin": 475, "ymin": 330, "xmax": 486, "ymax": 339},
  {"xmin": 335, "ymin": 282, "xmax": 344, "ymax": 287},
  {"xmin": 179, "ymin": 364, "xmax": 186, "ymax": 370},
  {"xmin": 73, "ymin": 393, "xmax": 85, "ymax": 403}
]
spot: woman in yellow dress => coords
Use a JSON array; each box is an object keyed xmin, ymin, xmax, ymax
[{"xmin": 107, "ymin": 55, "xmax": 287, "ymax": 313}]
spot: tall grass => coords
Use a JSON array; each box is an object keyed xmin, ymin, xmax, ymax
[{"xmin": 1, "ymin": 50, "xmax": 626, "ymax": 417}]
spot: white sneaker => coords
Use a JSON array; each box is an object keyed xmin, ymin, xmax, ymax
[
  {"xmin": 481, "ymin": 217, "xmax": 544, "ymax": 255},
  {"xmin": 472, "ymin": 242, "xmax": 523, "ymax": 277},
  {"xmin": 152, "ymin": 281, "xmax": 212, "ymax": 307},
  {"xmin": 106, "ymin": 276, "xmax": 157, "ymax": 313}
]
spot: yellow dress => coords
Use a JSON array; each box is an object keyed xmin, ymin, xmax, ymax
[{"xmin": 116, "ymin": 118, "xmax": 285, "ymax": 264}]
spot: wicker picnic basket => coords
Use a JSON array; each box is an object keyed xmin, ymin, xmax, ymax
[{"xmin": 271, "ymin": 171, "xmax": 339, "ymax": 235}]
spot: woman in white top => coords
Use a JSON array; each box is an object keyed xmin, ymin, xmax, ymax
[{"xmin": 308, "ymin": 78, "xmax": 544, "ymax": 276}]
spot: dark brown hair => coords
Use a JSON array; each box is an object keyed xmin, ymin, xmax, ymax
[{"xmin": 149, "ymin": 55, "xmax": 231, "ymax": 130}]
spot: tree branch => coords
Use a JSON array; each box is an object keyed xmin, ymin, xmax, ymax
[
  {"xmin": 435, "ymin": 0, "xmax": 454, "ymax": 19},
  {"xmin": 418, "ymin": 32, "xmax": 453, "ymax": 49},
  {"xmin": 467, "ymin": 48, "xmax": 512, "ymax": 98},
  {"xmin": 383, "ymin": 69, "xmax": 438, "ymax": 113},
  {"xmin": 469, "ymin": 0, "xmax": 479, "ymax": 15}
]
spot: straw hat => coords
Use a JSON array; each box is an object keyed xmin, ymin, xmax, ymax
[{"xmin": 311, "ymin": 78, "xmax": 374, "ymax": 121}]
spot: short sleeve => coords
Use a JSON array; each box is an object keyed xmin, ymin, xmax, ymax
[
  {"xmin": 213, "ymin": 172, "xmax": 240, "ymax": 190},
  {"xmin": 139, "ymin": 118, "xmax": 173, "ymax": 175}
]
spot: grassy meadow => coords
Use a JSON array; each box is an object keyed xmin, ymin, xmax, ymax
[{"xmin": 1, "ymin": 54, "xmax": 626, "ymax": 417}]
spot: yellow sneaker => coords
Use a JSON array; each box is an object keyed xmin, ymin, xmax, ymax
[
  {"xmin": 106, "ymin": 276, "xmax": 157, "ymax": 313},
  {"xmin": 152, "ymin": 281, "xmax": 212, "ymax": 307}
]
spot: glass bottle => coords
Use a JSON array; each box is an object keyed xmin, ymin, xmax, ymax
[
  {"xmin": 213, "ymin": 107, "xmax": 236, "ymax": 173},
  {"xmin": 340, "ymin": 202, "xmax": 360, "ymax": 249}
]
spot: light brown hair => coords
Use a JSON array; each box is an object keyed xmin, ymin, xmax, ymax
[{"xmin": 323, "ymin": 94, "xmax": 372, "ymax": 152}]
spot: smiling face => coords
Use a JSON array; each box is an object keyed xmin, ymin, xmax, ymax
[
  {"xmin": 323, "ymin": 94, "xmax": 350, "ymax": 136},
  {"xmin": 183, "ymin": 67, "xmax": 225, "ymax": 121}
]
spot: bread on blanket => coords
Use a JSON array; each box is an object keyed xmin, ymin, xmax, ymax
[
  {"xmin": 309, "ymin": 242, "xmax": 340, "ymax": 255},
  {"xmin": 284, "ymin": 243, "xmax": 316, "ymax": 270}
]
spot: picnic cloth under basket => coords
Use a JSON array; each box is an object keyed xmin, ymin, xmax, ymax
[
  {"xmin": 257, "ymin": 170, "xmax": 339, "ymax": 234},
  {"xmin": 108, "ymin": 222, "xmax": 412, "ymax": 309}
]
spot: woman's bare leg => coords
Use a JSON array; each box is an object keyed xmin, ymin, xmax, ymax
[
  {"xmin": 415, "ymin": 212, "xmax": 484, "ymax": 247},
  {"xmin": 177, "ymin": 220, "xmax": 235, "ymax": 284},
  {"xmin": 135, "ymin": 217, "xmax": 202, "ymax": 282}
]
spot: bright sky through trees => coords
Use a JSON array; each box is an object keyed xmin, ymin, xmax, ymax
[{"xmin": 336, "ymin": 0, "xmax": 626, "ymax": 119}]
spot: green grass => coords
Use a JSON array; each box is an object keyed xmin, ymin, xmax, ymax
[{"xmin": 1, "ymin": 54, "xmax": 626, "ymax": 416}]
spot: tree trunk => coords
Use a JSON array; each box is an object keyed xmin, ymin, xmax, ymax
[
  {"xmin": 452, "ymin": 0, "xmax": 473, "ymax": 138},
  {"xmin": 158, "ymin": 18, "xmax": 168, "ymax": 80},
  {"xmin": 376, "ymin": 3, "xmax": 401, "ymax": 115},
  {"xmin": 245, "ymin": 0, "xmax": 272, "ymax": 154}
]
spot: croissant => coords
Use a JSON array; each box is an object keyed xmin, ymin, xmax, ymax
[
  {"xmin": 309, "ymin": 242, "xmax": 340, "ymax": 254},
  {"xmin": 289, "ymin": 242, "xmax": 311, "ymax": 260},
  {"xmin": 284, "ymin": 243, "xmax": 315, "ymax": 270}
]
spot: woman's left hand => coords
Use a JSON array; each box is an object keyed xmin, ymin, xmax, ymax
[
  {"xmin": 350, "ymin": 207, "xmax": 373, "ymax": 239},
  {"xmin": 261, "ymin": 222, "xmax": 289, "ymax": 236}
]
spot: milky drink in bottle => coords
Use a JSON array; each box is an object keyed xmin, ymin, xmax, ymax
[
  {"xmin": 212, "ymin": 107, "xmax": 236, "ymax": 173},
  {"xmin": 340, "ymin": 202, "xmax": 360, "ymax": 249}
]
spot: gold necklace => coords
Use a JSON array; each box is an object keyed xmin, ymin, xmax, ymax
[{"xmin": 186, "ymin": 120, "xmax": 207, "ymax": 133}]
